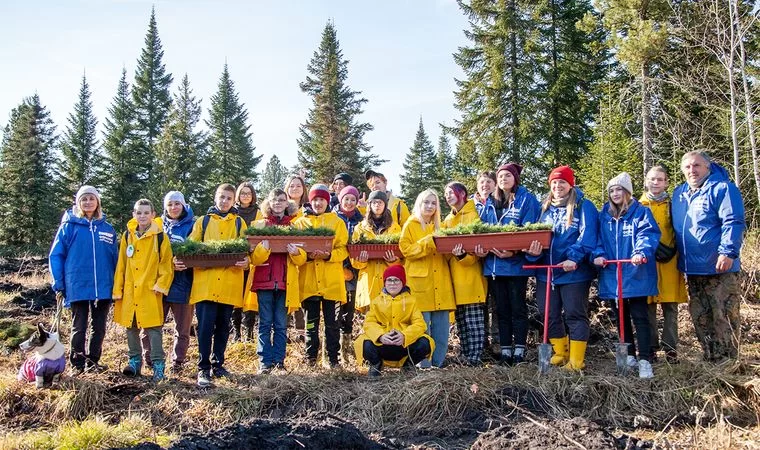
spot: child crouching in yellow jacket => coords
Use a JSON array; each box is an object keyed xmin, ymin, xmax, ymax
[
  {"xmin": 113, "ymin": 199, "xmax": 174, "ymax": 381},
  {"xmin": 354, "ymin": 265, "xmax": 433, "ymax": 376}
]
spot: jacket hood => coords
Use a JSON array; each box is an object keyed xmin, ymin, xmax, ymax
[
  {"xmin": 207, "ymin": 206, "xmax": 239, "ymax": 216},
  {"xmin": 126, "ymin": 217, "xmax": 163, "ymax": 236},
  {"xmin": 705, "ymin": 163, "xmax": 731, "ymax": 187},
  {"xmin": 60, "ymin": 209, "xmax": 108, "ymax": 226}
]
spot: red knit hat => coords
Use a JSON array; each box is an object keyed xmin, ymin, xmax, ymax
[
  {"xmin": 383, "ymin": 264, "xmax": 406, "ymax": 286},
  {"xmin": 309, "ymin": 184, "xmax": 331, "ymax": 202},
  {"xmin": 548, "ymin": 165, "xmax": 575, "ymax": 186}
]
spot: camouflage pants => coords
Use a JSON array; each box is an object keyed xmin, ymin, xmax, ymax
[{"xmin": 686, "ymin": 272, "xmax": 741, "ymax": 361}]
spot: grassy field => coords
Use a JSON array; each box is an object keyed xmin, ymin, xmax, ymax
[{"xmin": 0, "ymin": 236, "xmax": 758, "ymax": 449}]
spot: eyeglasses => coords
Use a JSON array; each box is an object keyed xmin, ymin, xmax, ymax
[{"xmin": 385, "ymin": 277, "xmax": 402, "ymax": 284}]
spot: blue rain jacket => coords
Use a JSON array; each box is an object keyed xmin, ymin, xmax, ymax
[
  {"xmin": 162, "ymin": 205, "xmax": 195, "ymax": 303},
  {"xmin": 49, "ymin": 210, "xmax": 118, "ymax": 306},
  {"xmin": 672, "ymin": 163, "xmax": 745, "ymax": 275},
  {"xmin": 527, "ymin": 187, "xmax": 599, "ymax": 285},
  {"xmin": 592, "ymin": 199, "xmax": 661, "ymax": 299},
  {"xmin": 479, "ymin": 186, "xmax": 541, "ymax": 277}
]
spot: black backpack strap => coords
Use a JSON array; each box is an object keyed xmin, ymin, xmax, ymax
[
  {"xmin": 396, "ymin": 201, "xmax": 402, "ymax": 226},
  {"xmin": 201, "ymin": 215, "xmax": 211, "ymax": 242},
  {"xmin": 236, "ymin": 216, "xmax": 243, "ymax": 236}
]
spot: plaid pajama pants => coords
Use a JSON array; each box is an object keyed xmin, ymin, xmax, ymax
[{"xmin": 455, "ymin": 303, "xmax": 485, "ymax": 363}]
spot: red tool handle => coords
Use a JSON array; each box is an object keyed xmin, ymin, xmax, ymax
[
  {"xmin": 600, "ymin": 257, "xmax": 647, "ymax": 342},
  {"xmin": 523, "ymin": 264, "xmax": 563, "ymax": 344}
]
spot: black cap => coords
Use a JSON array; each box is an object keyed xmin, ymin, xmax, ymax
[
  {"xmin": 365, "ymin": 169, "xmax": 384, "ymax": 180},
  {"xmin": 333, "ymin": 172, "xmax": 353, "ymax": 185}
]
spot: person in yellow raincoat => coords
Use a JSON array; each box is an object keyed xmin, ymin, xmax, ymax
[
  {"xmin": 182, "ymin": 183, "xmax": 249, "ymax": 387},
  {"xmin": 351, "ymin": 190, "xmax": 402, "ymax": 312},
  {"xmin": 357, "ymin": 170, "xmax": 410, "ymax": 228},
  {"xmin": 245, "ymin": 189, "xmax": 302, "ymax": 374},
  {"xmin": 640, "ymin": 166, "xmax": 688, "ymax": 363},
  {"xmin": 291, "ymin": 184, "xmax": 349, "ymax": 368},
  {"xmin": 283, "ymin": 173, "xmax": 309, "ymax": 339},
  {"xmin": 399, "ymin": 188, "xmax": 455, "ymax": 368},
  {"xmin": 354, "ymin": 265, "xmax": 433, "ymax": 376},
  {"xmin": 113, "ymin": 199, "xmax": 174, "ymax": 381},
  {"xmin": 442, "ymin": 182, "xmax": 488, "ymax": 366}
]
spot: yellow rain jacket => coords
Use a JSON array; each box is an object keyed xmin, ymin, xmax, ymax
[
  {"xmin": 399, "ymin": 216, "xmax": 455, "ymax": 312},
  {"xmin": 113, "ymin": 218, "xmax": 174, "ymax": 328},
  {"xmin": 639, "ymin": 194, "xmax": 687, "ymax": 304},
  {"xmin": 350, "ymin": 221, "xmax": 402, "ymax": 311},
  {"xmin": 188, "ymin": 211, "xmax": 248, "ymax": 307},
  {"xmin": 442, "ymin": 200, "xmax": 487, "ymax": 305},
  {"xmin": 358, "ymin": 193, "xmax": 410, "ymax": 228},
  {"xmin": 353, "ymin": 288, "xmax": 433, "ymax": 367},
  {"xmin": 243, "ymin": 218, "xmax": 303, "ymax": 313},
  {"xmin": 292, "ymin": 211, "xmax": 348, "ymax": 303}
]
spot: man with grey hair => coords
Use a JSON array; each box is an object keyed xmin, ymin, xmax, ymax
[{"xmin": 672, "ymin": 151, "xmax": 745, "ymax": 361}]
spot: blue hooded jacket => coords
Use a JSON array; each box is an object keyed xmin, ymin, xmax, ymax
[
  {"xmin": 162, "ymin": 204, "xmax": 195, "ymax": 303},
  {"xmin": 479, "ymin": 186, "xmax": 541, "ymax": 277},
  {"xmin": 528, "ymin": 187, "xmax": 599, "ymax": 285},
  {"xmin": 672, "ymin": 163, "xmax": 745, "ymax": 275},
  {"xmin": 49, "ymin": 210, "xmax": 118, "ymax": 307},
  {"xmin": 592, "ymin": 199, "xmax": 661, "ymax": 299}
]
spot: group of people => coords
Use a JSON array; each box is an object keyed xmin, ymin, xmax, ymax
[{"xmin": 48, "ymin": 150, "xmax": 745, "ymax": 386}]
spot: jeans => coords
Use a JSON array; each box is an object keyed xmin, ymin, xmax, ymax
[
  {"xmin": 303, "ymin": 296, "xmax": 340, "ymax": 364},
  {"xmin": 535, "ymin": 280, "xmax": 591, "ymax": 341},
  {"xmin": 195, "ymin": 301, "xmax": 234, "ymax": 371},
  {"xmin": 621, "ymin": 296, "xmax": 652, "ymax": 362},
  {"xmin": 489, "ymin": 276, "xmax": 529, "ymax": 348},
  {"xmin": 421, "ymin": 310, "xmax": 450, "ymax": 367},
  {"xmin": 362, "ymin": 337, "xmax": 431, "ymax": 366},
  {"xmin": 256, "ymin": 289, "xmax": 288, "ymax": 366},
  {"xmin": 69, "ymin": 300, "xmax": 111, "ymax": 369}
]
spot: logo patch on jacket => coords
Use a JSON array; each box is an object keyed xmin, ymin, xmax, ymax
[{"xmin": 98, "ymin": 232, "xmax": 114, "ymax": 244}]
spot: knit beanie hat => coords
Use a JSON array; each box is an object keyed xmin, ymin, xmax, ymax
[
  {"xmin": 383, "ymin": 264, "xmax": 406, "ymax": 286},
  {"xmin": 367, "ymin": 190, "xmax": 388, "ymax": 206},
  {"xmin": 163, "ymin": 191, "xmax": 187, "ymax": 209},
  {"xmin": 333, "ymin": 172, "xmax": 353, "ymax": 185},
  {"xmin": 607, "ymin": 172, "xmax": 633, "ymax": 195},
  {"xmin": 338, "ymin": 186, "xmax": 360, "ymax": 203},
  {"xmin": 75, "ymin": 185, "xmax": 101, "ymax": 204},
  {"xmin": 497, "ymin": 163, "xmax": 523, "ymax": 187},
  {"xmin": 548, "ymin": 165, "xmax": 575, "ymax": 186},
  {"xmin": 309, "ymin": 184, "xmax": 331, "ymax": 202}
]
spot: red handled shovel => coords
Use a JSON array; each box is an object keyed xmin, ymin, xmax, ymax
[
  {"xmin": 523, "ymin": 264, "xmax": 564, "ymax": 374},
  {"xmin": 602, "ymin": 258, "xmax": 646, "ymax": 375}
]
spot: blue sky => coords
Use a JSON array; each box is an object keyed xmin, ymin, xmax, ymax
[{"xmin": 0, "ymin": 0, "xmax": 468, "ymax": 194}]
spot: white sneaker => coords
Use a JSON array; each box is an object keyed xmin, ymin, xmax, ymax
[
  {"xmin": 639, "ymin": 360, "xmax": 654, "ymax": 379},
  {"xmin": 626, "ymin": 355, "xmax": 639, "ymax": 368}
]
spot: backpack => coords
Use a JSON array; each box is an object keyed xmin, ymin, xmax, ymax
[
  {"xmin": 200, "ymin": 214, "xmax": 243, "ymax": 242},
  {"xmin": 124, "ymin": 230, "xmax": 165, "ymax": 262}
]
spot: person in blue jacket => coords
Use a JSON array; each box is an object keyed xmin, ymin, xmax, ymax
[
  {"xmin": 592, "ymin": 173, "xmax": 661, "ymax": 379},
  {"xmin": 474, "ymin": 163, "xmax": 540, "ymax": 364},
  {"xmin": 49, "ymin": 185, "xmax": 118, "ymax": 375},
  {"xmin": 141, "ymin": 191, "xmax": 195, "ymax": 373},
  {"xmin": 672, "ymin": 151, "xmax": 745, "ymax": 362},
  {"xmin": 525, "ymin": 166, "xmax": 598, "ymax": 371}
]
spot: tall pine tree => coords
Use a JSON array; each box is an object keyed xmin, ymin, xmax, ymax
[
  {"xmin": 206, "ymin": 63, "xmax": 260, "ymax": 194},
  {"xmin": 102, "ymin": 69, "xmax": 142, "ymax": 230},
  {"xmin": 259, "ymin": 154, "xmax": 288, "ymax": 197},
  {"xmin": 431, "ymin": 130, "xmax": 455, "ymax": 195},
  {"xmin": 0, "ymin": 95, "xmax": 58, "ymax": 249},
  {"xmin": 57, "ymin": 74, "xmax": 101, "ymax": 205},
  {"xmin": 153, "ymin": 74, "xmax": 209, "ymax": 207},
  {"xmin": 401, "ymin": 118, "xmax": 437, "ymax": 203},
  {"xmin": 132, "ymin": 7, "xmax": 173, "ymax": 188},
  {"xmin": 298, "ymin": 21, "xmax": 383, "ymax": 184}
]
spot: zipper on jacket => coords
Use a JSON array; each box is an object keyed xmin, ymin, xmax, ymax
[
  {"xmin": 90, "ymin": 220, "xmax": 99, "ymax": 301},
  {"xmin": 680, "ymin": 192, "xmax": 690, "ymax": 273}
]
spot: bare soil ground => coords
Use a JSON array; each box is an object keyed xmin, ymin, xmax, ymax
[{"xmin": 0, "ymin": 256, "xmax": 758, "ymax": 449}]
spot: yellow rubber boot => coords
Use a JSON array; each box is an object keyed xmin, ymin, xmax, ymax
[
  {"xmin": 563, "ymin": 340, "xmax": 587, "ymax": 371},
  {"xmin": 549, "ymin": 336, "xmax": 569, "ymax": 366}
]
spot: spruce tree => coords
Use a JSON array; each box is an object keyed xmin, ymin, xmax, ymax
[
  {"xmin": 298, "ymin": 21, "xmax": 384, "ymax": 184},
  {"xmin": 0, "ymin": 95, "xmax": 58, "ymax": 249},
  {"xmin": 153, "ymin": 74, "xmax": 209, "ymax": 207},
  {"xmin": 57, "ymin": 74, "xmax": 101, "ymax": 204},
  {"xmin": 259, "ymin": 155, "xmax": 288, "ymax": 197},
  {"xmin": 400, "ymin": 119, "xmax": 437, "ymax": 203},
  {"xmin": 132, "ymin": 7, "xmax": 173, "ymax": 188},
  {"xmin": 431, "ymin": 131, "xmax": 455, "ymax": 194},
  {"xmin": 102, "ymin": 69, "xmax": 142, "ymax": 230},
  {"xmin": 206, "ymin": 63, "xmax": 260, "ymax": 194}
]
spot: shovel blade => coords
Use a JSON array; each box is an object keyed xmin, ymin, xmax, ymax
[
  {"xmin": 538, "ymin": 343, "xmax": 552, "ymax": 374},
  {"xmin": 615, "ymin": 343, "xmax": 631, "ymax": 376}
]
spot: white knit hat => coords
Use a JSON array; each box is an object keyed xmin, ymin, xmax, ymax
[
  {"xmin": 607, "ymin": 172, "xmax": 633, "ymax": 194},
  {"xmin": 164, "ymin": 191, "xmax": 187, "ymax": 209},
  {"xmin": 75, "ymin": 185, "xmax": 101, "ymax": 203}
]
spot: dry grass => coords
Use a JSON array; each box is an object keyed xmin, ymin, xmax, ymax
[{"xmin": 1, "ymin": 250, "xmax": 760, "ymax": 449}]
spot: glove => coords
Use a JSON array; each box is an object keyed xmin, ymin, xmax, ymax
[{"xmin": 655, "ymin": 242, "xmax": 677, "ymax": 263}]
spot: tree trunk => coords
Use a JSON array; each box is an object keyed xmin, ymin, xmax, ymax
[
  {"xmin": 509, "ymin": 0, "xmax": 520, "ymax": 164},
  {"xmin": 735, "ymin": 0, "xmax": 760, "ymax": 204},
  {"xmin": 641, "ymin": 63, "xmax": 653, "ymax": 177},
  {"xmin": 723, "ymin": 0, "xmax": 741, "ymax": 183}
]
